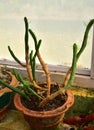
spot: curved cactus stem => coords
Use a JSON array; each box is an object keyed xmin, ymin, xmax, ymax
[
  {"xmin": 24, "ymin": 17, "xmax": 29, "ymax": 55},
  {"xmin": 29, "ymin": 28, "xmax": 51, "ymax": 96},
  {"xmin": 64, "ymin": 43, "xmax": 78, "ymax": 89},
  {"xmin": 77, "ymin": 19, "xmax": 94, "ymax": 60},
  {"xmin": 63, "ymin": 19, "xmax": 94, "ymax": 89},
  {"xmin": 8, "ymin": 46, "xmax": 26, "ymax": 67}
]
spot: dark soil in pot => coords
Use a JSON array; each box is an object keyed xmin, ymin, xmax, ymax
[{"xmin": 21, "ymin": 83, "xmax": 67, "ymax": 111}]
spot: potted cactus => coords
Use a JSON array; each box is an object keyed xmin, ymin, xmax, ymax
[
  {"xmin": 0, "ymin": 17, "xmax": 94, "ymax": 130},
  {"xmin": 0, "ymin": 66, "xmax": 19, "ymax": 120}
]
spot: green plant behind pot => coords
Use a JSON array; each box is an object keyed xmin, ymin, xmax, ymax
[
  {"xmin": 0, "ymin": 17, "xmax": 94, "ymax": 108},
  {"xmin": 0, "ymin": 93, "xmax": 10, "ymax": 109}
]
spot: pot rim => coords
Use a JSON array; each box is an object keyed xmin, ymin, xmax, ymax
[
  {"xmin": 14, "ymin": 89, "xmax": 74, "ymax": 118},
  {"xmin": 0, "ymin": 72, "xmax": 19, "ymax": 96}
]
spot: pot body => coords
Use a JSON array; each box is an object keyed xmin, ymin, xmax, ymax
[
  {"xmin": 0, "ymin": 72, "xmax": 19, "ymax": 120},
  {"xmin": 14, "ymin": 89, "xmax": 74, "ymax": 130}
]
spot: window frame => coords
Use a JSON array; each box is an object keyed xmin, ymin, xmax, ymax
[{"xmin": 91, "ymin": 26, "xmax": 94, "ymax": 79}]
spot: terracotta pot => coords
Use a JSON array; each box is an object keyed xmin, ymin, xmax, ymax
[
  {"xmin": 14, "ymin": 89, "xmax": 74, "ymax": 130},
  {"xmin": 0, "ymin": 72, "xmax": 19, "ymax": 96},
  {"xmin": 0, "ymin": 72, "xmax": 19, "ymax": 120}
]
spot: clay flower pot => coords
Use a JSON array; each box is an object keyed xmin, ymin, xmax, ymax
[
  {"xmin": 0, "ymin": 72, "xmax": 19, "ymax": 96},
  {"xmin": 14, "ymin": 89, "xmax": 74, "ymax": 130},
  {"xmin": 0, "ymin": 72, "xmax": 19, "ymax": 120}
]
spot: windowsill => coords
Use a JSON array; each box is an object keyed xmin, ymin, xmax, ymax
[{"xmin": 0, "ymin": 58, "xmax": 94, "ymax": 89}]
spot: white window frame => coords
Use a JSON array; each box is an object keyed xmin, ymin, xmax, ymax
[
  {"xmin": 0, "ymin": 26, "xmax": 94, "ymax": 89},
  {"xmin": 91, "ymin": 26, "xmax": 94, "ymax": 79}
]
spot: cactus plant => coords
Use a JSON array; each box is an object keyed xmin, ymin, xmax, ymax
[{"xmin": 0, "ymin": 17, "xmax": 94, "ymax": 129}]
